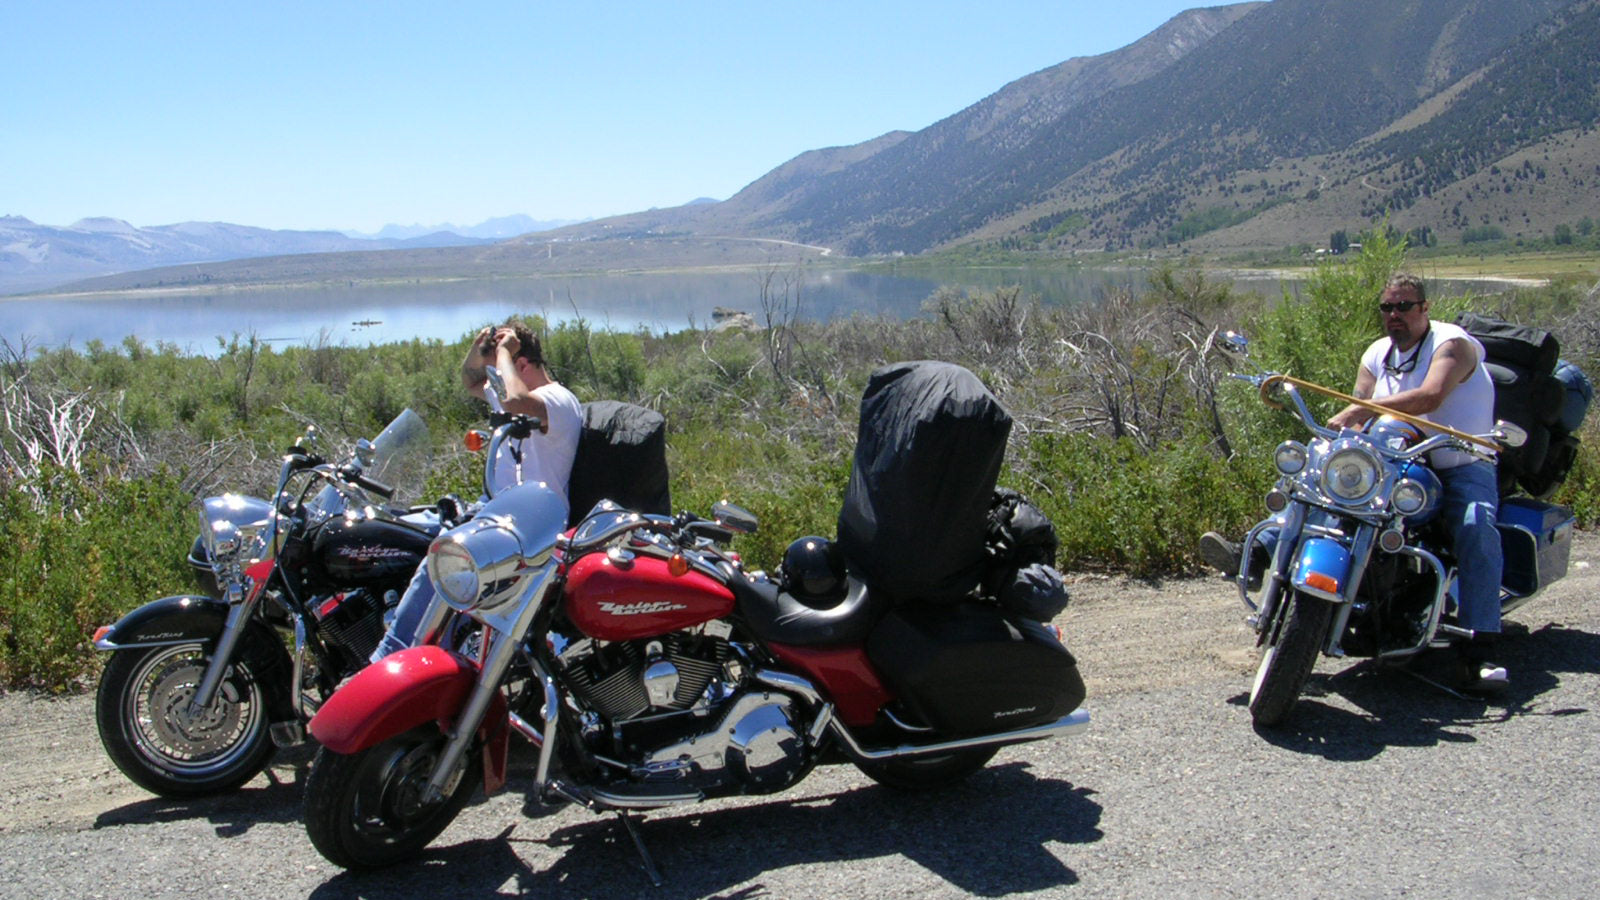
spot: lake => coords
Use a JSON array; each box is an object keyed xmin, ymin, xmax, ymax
[{"xmin": 0, "ymin": 264, "xmax": 1492, "ymax": 356}]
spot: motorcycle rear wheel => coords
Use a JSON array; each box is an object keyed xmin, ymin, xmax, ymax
[
  {"xmin": 1248, "ymin": 590, "xmax": 1334, "ymax": 727},
  {"xmin": 854, "ymin": 747, "xmax": 998, "ymax": 791},
  {"xmin": 304, "ymin": 724, "xmax": 481, "ymax": 870},
  {"xmin": 95, "ymin": 643, "xmax": 275, "ymax": 798}
]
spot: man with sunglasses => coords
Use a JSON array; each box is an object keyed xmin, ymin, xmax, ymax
[
  {"xmin": 1331, "ymin": 275, "xmax": 1505, "ymax": 691},
  {"xmin": 1202, "ymin": 273, "xmax": 1506, "ymax": 691}
]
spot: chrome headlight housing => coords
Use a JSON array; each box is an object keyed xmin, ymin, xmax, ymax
[
  {"xmin": 1320, "ymin": 443, "xmax": 1383, "ymax": 504},
  {"xmin": 1274, "ymin": 441, "xmax": 1309, "ymax": 475},
  {"xmin": 429, "ymin": 516, "xmax": 524, "ymax": 611},
  {"xmin": 200, "ymin": 494, "xmax": 275, "ymax": 568}
]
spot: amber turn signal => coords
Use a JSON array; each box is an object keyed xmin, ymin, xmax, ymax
[
  {"xmin": 1304, "ymin": 572, "xmax": 1339, "ymax": 594},
  {"xmin": 464, "ymin": 429, "xmax": 489, "ymax": 452},
  {"xmin": 667, "ymin": 553, "xmax": 690, "ymax": 577}
]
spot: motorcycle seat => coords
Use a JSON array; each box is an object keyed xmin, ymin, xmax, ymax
[{"xmin": 732, "ymin": 575, "xmax": 888, "ymax": 646}]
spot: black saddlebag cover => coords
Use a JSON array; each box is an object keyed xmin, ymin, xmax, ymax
[
  {"xmin": 566, "ymin": 401, "xmax": 671, "ymax": 527},
  {"xmin": 867, "ymin": 602, "xmax": 1084, "ymax": 736},
  {"xmin": 1456, "ymin": 311, "xmax": 1560, "ymax": 376},
  {"xmin": 838, "ymin": 361, "xmax": 1012, "ymax": 604}
]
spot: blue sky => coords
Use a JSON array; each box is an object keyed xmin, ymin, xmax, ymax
[{"xmin": 3, "ymin": 1, "xmax": 1211, "ymax": 233}]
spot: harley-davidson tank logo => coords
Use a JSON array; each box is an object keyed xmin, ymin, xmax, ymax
[
  {"xmin": 598, "ymin": 600, "xmax": 688, "ymax": 616},
  {"xmin": 336, "ymin": 546, "xmax": 413, "ymax": 561}
]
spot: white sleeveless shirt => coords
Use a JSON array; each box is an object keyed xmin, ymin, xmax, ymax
[{"xmin": 1359, "ymin": 320, "xmax": 1495, "ymax": 469}]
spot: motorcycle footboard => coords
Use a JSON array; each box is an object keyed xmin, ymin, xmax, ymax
[{"xmin": 866, "ymin": 601, "xmax": 1084, "ymax": 736}]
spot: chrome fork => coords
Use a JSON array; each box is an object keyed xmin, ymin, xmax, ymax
[
  {"xmin": 422, "ymin": 566, "xmax": 559, "ymax": 803},
  {"xmin": 187, "ymin": 579, "xmax": 261, "ymax": 715}
]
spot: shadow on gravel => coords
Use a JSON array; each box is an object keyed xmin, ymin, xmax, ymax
[
  {"xmin": 306, "ymin": 761, "xmax": 1102, "ymax": 899},
  {"xmin": 1230, "ymin": 622, "xmax": 1599, "ymax": 761},
  {"xmin": 92, "ymin": 743, "xmax": 316, "ymax": 836}
]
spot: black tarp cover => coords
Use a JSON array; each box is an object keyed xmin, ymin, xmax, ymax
[
  {"xmin": 566, "ymin": 400, "xmax": 671, "ymax": 526},
  {"xmin": 837, "ymin": 361, "xmax": 1012, "ymax": 603}
]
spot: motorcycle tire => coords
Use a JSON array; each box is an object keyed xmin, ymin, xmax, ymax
[
  {"xmin": 304, "ymin": 724, "xmax": 481, "ymax": 870},
  {"xmin": 854, "ymin": 747, "xmax": 998, "ymax": 791},
  {"xmin": 95, "ymin": 642, "xmax": 276, "ymax": 798},
  {"xmin": 1248, "ymin": 590, "xmax": 1334, "ymax": 728}
]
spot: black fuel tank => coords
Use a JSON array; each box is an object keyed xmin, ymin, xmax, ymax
[{"xmin": 308, "ymin": 514, "xmax": 432, "ymax": 591}]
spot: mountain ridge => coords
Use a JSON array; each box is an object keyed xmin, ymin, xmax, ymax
[{"xmin": 16, "ymin": 0, "xmax": 1598, "ymax": 296}]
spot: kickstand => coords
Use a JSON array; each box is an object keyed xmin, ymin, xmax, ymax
[
  {"xmin": 616, "ymin": 810, "xmax": 664, "ymax": 887},
  {"xmin": 1394, "ymin": 665, "xmax": 1472, "ymax": 700}
]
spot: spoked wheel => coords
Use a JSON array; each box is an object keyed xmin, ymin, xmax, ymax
[
  {"xmin": 304, "ymin": 725, "xmax": 481, "ymax": 870},
  {"xmin": 855, "ymin": 747, "xmax": 998, "ymax": 791},
  {"xmin": 95, "ymin": 643, "xmax": 275, "ymax": 798},
  {"xmin": 1248, "ymin": 590, "xmax": 1335, "ymax": 727}
]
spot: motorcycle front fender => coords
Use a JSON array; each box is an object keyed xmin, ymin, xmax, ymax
[
  {"xmin": 1291, "ymin": 537, "xmax": 1353, "ymax": 603},
  {"xmin": 308, "ymin": 646, "xmax": 509, "ymax": 788},
  {"xmin": 93, "ymin": 595, "xmax": 230, "ymax": 650}
]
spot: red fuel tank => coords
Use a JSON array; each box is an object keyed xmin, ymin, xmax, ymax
[{"xmin": 563, "ymin": 552, "xmax": 735, "ymax": 641}]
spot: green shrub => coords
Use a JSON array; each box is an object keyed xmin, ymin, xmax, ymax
[{"xmin": 0, "ymin": 467, "xmax": 194, "ymax": 690}]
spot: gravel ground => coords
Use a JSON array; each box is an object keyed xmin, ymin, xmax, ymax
[{"xmin": 1, "ymin": 531, "xmax": 1595, "ymax": 899}]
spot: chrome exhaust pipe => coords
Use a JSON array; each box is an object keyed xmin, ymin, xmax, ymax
[{"xmin": 829, "ymin": 707, "xmax": 1090, "ymax": 761}]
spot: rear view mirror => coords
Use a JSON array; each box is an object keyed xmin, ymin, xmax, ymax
[
  {"xmin": 1493, "ymin": 421, "xmax": 1528, "ymax": 449},
  {"xmin": 484, "ymin": 365, "xmax": 507, "ymax": 400},
  {"xmin": 712, "ymin": 500, "xmax": 758, "ymax": 534},
  {"xmin": 1218, "ymin": 330, "xmax": 1251, "ymax": 359}
]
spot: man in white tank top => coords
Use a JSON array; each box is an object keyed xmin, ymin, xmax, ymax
[{"xmin": 1327, "ymin": 273, "xmax": 1506, "ymax": 691}]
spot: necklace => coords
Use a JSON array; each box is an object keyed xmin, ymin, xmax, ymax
[{"xmin": 1384, "ymin": 325, "xmax": 1430, "ymax": 376}]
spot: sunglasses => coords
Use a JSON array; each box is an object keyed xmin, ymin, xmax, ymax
[{"xmin": 1378, "ymin": 300, "xmax": 1422, "ymax": 314}]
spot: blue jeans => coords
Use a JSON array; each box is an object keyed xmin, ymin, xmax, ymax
[
  {"xmin": 1253, "ymin": 460, "xmax": 1503, "ymax": 634},
  {"xmin": 1436, "ymin": 460, "xmax": 1502, "ymax": 635},
  {"xmin": 371, "ymin": 559, "xmax": 434, "ymax": 662}
]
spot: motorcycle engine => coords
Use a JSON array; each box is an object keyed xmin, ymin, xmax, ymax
[
  {"xmin": 312, "ymin": 588, "xmax": 388, "ymax": 666},
  {"xmin": 554, "ymin": 630, "xmax": 810, "ymax": 795}
]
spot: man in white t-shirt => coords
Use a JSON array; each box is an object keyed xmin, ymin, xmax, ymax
[
  {"xmin": 371, "ymin": 321, "xmax": 582, "ymax": 661},
  {"xmin": 463, "ymin": 321, "xmax": 583, "ymax": 500}
]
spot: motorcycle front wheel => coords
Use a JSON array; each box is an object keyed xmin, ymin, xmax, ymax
[
  {"xmin": 1248, "ymin": 590, "xmax": 1335, "ymax": 727},
  {"xmin": 303, "ymin": 725, "xmax": 481, "ymax": 870},
  {"xmin": 95, "ymin": 643, "xmax": 275, "ymax": 798}
]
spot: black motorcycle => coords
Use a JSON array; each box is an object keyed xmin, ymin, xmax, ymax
[{"xmin": 93, "ymin": 410, "xmax": 446, "ymax": 797}]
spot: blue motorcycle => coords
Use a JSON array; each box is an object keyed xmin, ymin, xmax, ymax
[{"xmin": 1221, "ymin": 347, "xmax": 1575, "ymax": 726}]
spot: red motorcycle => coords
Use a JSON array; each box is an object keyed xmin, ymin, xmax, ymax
[{"xmin": 301, "ymin": 363, "xmax": 1089, "ymax": 879}]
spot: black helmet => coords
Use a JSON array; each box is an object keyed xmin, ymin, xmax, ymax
[{"xmin": 780, "ymin": 535, "xmax": 846, "ymax": 604}]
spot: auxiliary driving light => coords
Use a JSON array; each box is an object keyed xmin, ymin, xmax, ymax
[{"xmin": 1274, "ymin": 441, "xmax": 1308, "ymax": 475}]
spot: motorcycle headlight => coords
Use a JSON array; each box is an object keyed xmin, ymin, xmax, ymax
[
  {"xmin": 1274, "ymin": 441, "xmax": 1308, "ymax": 475},
  {"xmin": 200, "ymin": 494, "xmax": 274, "ymax": 565},
  {"xmin": 1391, "ymin": 478, "xmax": 1428, "ymax": 516},
  {"xmin": 1321, "ymin": 446, "xmax": 1382, "ymax": 504},
  {"xmin": 429, "ymin": 518, "xmax": 524, "ymax": 611}
]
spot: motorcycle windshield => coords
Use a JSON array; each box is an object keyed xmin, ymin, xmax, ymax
[
  {"xmin": 366, "ymin": 408, "xmax": 432, "ymax": 507},
  {"xmin": 306, "ymin": 409, "xmax": 433, "ymax": 516}
]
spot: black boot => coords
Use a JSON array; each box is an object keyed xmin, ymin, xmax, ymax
[
  {"xmin": 1198, "ymin": 532, "xmax": 1264, "ymax": 590},
  {"xmin": 1455, "ymin": 634, "xmax": 1509, "ymax": 694}
]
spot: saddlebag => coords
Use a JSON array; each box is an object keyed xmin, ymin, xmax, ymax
[
  {"xmin": 867, "ymin": 602, "xmax": 1085, "ymax": 736},
  {"xmin": 837, "ymin": 361, "xmax": 1012, "ymax": 604},
  {"xmin": 1454, "ymin": 312, "xmax": 1580, "ymax": 498},
  {"xmin": 566, "ymin": 400, "xmax": 671, "ymax": 527},
  {"xmin": 1497, "ymin": 497, "xmax": 1575, "ymax": 598}
]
